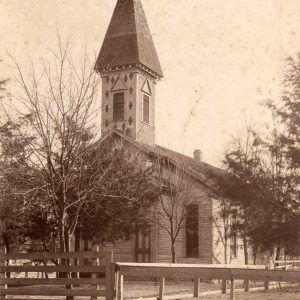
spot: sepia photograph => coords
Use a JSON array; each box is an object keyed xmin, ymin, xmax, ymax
[{"xmin": 0, "ymin": 0, "xmax": 299, "ymax": 299}]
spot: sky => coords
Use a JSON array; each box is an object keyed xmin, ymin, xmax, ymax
[{"xmin": 1, "ymin": 0, "xmax": 300, "ymax": 166}]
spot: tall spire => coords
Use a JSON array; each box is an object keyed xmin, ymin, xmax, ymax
[{"xmin": 95, "ymin": 0, "xmax": 163, "ymax": 78}]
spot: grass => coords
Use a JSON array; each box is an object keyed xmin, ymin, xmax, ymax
[
  {"xmin": 5, "ymin": 281, "xmax": 300, "ymax": 299},
  {"xmin": 202, "ymin": 285, "xmax": 300, "ymax": 299}
]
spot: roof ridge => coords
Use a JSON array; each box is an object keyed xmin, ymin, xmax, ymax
[{"xmin": 132, "ymin": 0, "xmax": 140, "ymax": 63}]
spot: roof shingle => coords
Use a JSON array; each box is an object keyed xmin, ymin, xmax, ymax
[
  {"xmin": 95, "ymin": 0, "xmax": 163, "ymax": 78},
  {"xmin": 98, "ymin": 130, "xmax": 224, "ymax": 187}
]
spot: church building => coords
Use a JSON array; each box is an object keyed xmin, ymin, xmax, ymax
[{"xmin": 91, "ymin": 0, "xmax": 244, "ymax": 265}]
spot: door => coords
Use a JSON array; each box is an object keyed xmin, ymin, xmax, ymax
[{"xmin": 135, "ymin": 226, "xmax": 151, "ymax": 262}]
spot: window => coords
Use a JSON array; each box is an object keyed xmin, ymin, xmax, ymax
[
  {"xmin": 143, "ymin": 94, "xmax": 150, "ymax": 124},
  {"xmin": 230, "ymin": 212, "xmax": 238, "ymax": 258},
  {"xmin": 186, "ymin": 204, "xmax": 199, "ymax": 257},
  {"xmin": 113, "ymin": 92, "xmax": 124, "ymax": 122}
]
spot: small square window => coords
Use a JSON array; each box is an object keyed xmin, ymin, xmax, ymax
[{"xmin": 143, "ymin": 95, "xmax": 150, "ymax": 124}]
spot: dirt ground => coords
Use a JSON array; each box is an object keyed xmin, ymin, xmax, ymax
[
  {"xmin": 202, "ymin": 285, "xmax": 300, "ymax": 299},
  {"xmin": 5, "ymin": 282, "xmax": 300, "ymax": 299}
]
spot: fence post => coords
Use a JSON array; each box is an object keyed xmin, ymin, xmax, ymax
[
  {"xmin": 284, "ymin": 255, "xmax": 287, "ymax": 270},
  {"xmin": 105, "ymin": 252, "xmax": 114, "ymax": 300},
  {"xmin": 158, "ymin": 277, "xmax": 165, "ymax": 300},
  {"xmin": 0, "ymin": 246, "xmax": 7, "ymax": 300},
  {"xmin": 264, "ymin": 265, "xmax": 269, "ymax": 291},
  {"xmin": 244, "ymin": 279, "xmax": 249, "ymax": 292},
  {"xmin": 221, "ymin": 279, "xmax": 227, "ymax": 294},
  {"xmin": 230, "ymin": 279, "xmax": 235, "ymax": 300},
  {"xmin": 117, "ymin": 271, "xmax": 123, "ymax": 300},
  {"xmin": 193, "ymin": 278, "xmax": 200, "ymax": 298},
  {"xmin": 91, "ymin": 245, "xmax": 100, "ymax": 300}
]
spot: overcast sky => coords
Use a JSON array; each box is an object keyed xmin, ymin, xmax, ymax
[{"xmin": 1, "ymin": 0, "xmax": 300, "ymax": 166}]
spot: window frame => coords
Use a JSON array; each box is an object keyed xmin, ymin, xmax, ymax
[
  {"xmin": 142, "ymin": 94, "xmax": 150, "ymax": 125},
  {"xmin": 113, "ymin": 92, "xmax": 125, "ymax": 122},
  {"xmin": 185, "ymin": 203, "xmax": 199, "ymax": 258}
]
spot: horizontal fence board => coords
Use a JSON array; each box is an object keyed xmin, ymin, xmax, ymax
[
  {"xmin": 117, "ymin": 263, "xmax": 266, "ymax": 269},
  {"xmin": 0, "ymin": 299, "xmax": 58, "ymax": 300},
  {"xmin": 119, "ymin": 265, "xmax": 233, "ymax": 279},
  {"xmin": 0, "ymin": 251, "xmax": 107, "ymax": 260},
  {"xmin": 0, "ymin": 288, "xmax": 105, "ymax": 296},
  {"xmin": 117, "ymin": 263, "xmax": 300, "ymax": 283},
  {"xmin": 231, "ymin": 269, "xmax": 300, "ymax": 283},
  {"xmin": 275, "ymin": 260, "xmax": 300, "ymax": 264},
  {"xmin": 0, "ymin": 265, "xmax": 105, "ymax": 273},
  {"xmin": 1, "ymin": 278, "xmax": 105, "ymax": 286},
  {"xmin": 0, "ymin": 299, "xmax": 61, "ymax": 300}
]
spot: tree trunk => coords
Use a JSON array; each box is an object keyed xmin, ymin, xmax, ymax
[
  {"xmin": 222, "ymin": 232, "xmax": 228, "ymax": 294},
  {"xmin": 275, "ymin": 247, "xmax": 281, "ymax": 261},
  {"xmin": 171, "ymin": 240, "xmax": 177, "ymax": 263},
  {"xmin": 243, "ymin": 235, "xmax": 249, "ymax": 292},
  {"xmin": 58, "ymin": 215, "xmax": 74, "ymax": 300},
  {"xmin": 3, "ymin": 233, "xmax": 10, "ymax": 278},
  {"xmin": 73, "ymin": 229, "xmax": 81, "ymax": 280},
  {"xmin": 253, "ymin": 244, "xmax": 258, "ymax": 265},
  {"xmin": 65, "ymin": 230, "xmax": 74, "ymax": 300}
]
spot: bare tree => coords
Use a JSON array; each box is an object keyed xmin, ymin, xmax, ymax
[
  {"xmin": 152, "ymin": 158, "xmax": 200, "ymax": 263},
  {"xmin": 0, "ymin": 38, "xmax": 157, "ymax": 300},
  {"xmin": 211, "ymin": 196, "xmax": 232, "ymax": 264},
  {"xmin": 1, "ymin": 38, "xmax": 101, "ymax": 254}
]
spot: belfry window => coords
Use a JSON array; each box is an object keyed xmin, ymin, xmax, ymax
[
  {"xmin": 143, "ymin": 94, "xmax": 150, "ymax": 124},
  {"xmin": 186, "ymin": 204, "xmax": 199, "ymax": 257},
  {"xmin": 113, "ymin": 92, "xmax": 125, "ymax": 122}
]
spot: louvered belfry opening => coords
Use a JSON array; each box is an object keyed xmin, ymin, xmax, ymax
[{"xmin": 113, "ymin": 92, "xmax": 125, "ymax": 122}]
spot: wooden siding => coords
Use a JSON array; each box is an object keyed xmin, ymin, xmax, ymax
[
  {"xmin": 77, "ymin": 163, "xmax": 218, "ymax": 264},
  {"xmin": 156, "ymin": 182, "xmax": 213, "ymax": 263}
]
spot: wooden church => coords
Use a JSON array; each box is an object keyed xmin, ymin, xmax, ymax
[{"xmin": 83, "ymin": 0, "xmax": 245, "ymax": 265}]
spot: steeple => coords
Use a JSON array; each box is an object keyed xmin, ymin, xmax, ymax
[
  {"xmin": 96, "ymin": 0, "xmax": 163, "ymax": 146},
  {"xmin": 95, "ymin": 0, "xmax": 163, "ymax": 78}
]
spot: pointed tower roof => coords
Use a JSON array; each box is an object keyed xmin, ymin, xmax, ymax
[{"xmin": 95, "ymin": 0, "xmax": 163, "ymax": 78}]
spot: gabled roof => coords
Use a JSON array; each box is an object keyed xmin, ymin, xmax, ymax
[
  {"xmin": 95, "ymin": 0, "xmax": 163, "ymax": 78},
  {"xmin": 97, "ymin": 130, "xmax": 224, "ymax": 188}
]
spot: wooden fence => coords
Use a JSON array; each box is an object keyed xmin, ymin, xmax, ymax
[
  {"xmin": 275, "ymin": 259, "xmax": 300, "ymax": 270},
  {"xmin": 0, "ymin": 251, "xmax": 115, "ymax": 300},
  {"xmin": 115, "ymin": 262, "xmax": 300, "ymax": 300}
]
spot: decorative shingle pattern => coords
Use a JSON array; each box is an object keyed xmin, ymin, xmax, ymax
[{"xmin": 95, "ymin": 0, "xmax": 163, "ymax": 78}]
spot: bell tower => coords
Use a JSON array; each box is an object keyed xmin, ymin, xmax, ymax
[{"xmin": 95, "ymin": 0, "xmax": 163, "ymax": 146}]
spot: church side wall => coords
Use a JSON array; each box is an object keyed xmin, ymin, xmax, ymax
[
  {"xmin": 212, "ymin": 198, "xmax": 264, "ymax": 266},
  {"xmin": 99, "ymin": 239, "xmax": 135, "ymax": 262},
  {"xmin": 212, "ymin": 198, "xmax": 230, "ymax": 264},
  {"xmin": 156, "ymin": 182, "xmax": 213, "ymax": 264}
]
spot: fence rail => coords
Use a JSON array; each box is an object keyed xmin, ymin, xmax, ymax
[
  {"xmin": 116, "ymin": 262, "xmax": 300, "ymax": 300},
  {"xmin": 2, "ymin": 252, "xmax": 300, "ymax": 300},
  {"xmin": 0, "ymin": 251, "xmax": 115, "ymax": 300},
  {"xmin": 275, "ymin": 259, "xmax": 300, "ymax": 270}
]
